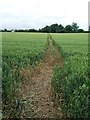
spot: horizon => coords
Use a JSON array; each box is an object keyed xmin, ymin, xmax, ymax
[
  {"xmin": 0, "ymin": 0, "xmax": 89, "ymax": 31},
  {"xmin": 1, "ymin": 22, "xmax": 89, "ymax": 31}
]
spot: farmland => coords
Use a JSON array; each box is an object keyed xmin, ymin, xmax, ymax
[
  {"xmin": 2, "ymin": 32, "xmax": 47, "ymax": 117},
  {"xmin": 2, "ymin": 32, "xmax": 89, "ymax": 118},
  {"xmin": 51, "ymin": 33, "xmax": 89, "ymax": 118}
]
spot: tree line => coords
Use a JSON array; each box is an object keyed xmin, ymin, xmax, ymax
[
  {"xmin": 39, "ymin": 22, "xmax": 84, "ymax": 33},
  {"xmin": 1, "ymin": 22, "xmax": 89, "ymax": 33}
]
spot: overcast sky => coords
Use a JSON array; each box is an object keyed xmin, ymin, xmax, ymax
[{"xmin": 0, "ymin": 0, "xmax": 89, "ymax": 30}]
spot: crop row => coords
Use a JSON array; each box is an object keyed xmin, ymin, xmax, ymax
[
  {"xmin": 2, "ymin": 33, "xmax": 46, "ymax": 117},
  {"xmin": 51, "ymin": 33, "xmax": 89, "ymax": 118}
]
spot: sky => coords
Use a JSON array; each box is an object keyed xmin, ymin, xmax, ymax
[{"xmin": 0, "ymin": 0, "xmax": 89, "ymax": 30}]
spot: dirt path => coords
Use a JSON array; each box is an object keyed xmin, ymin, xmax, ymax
[{"xmin": 20, "ymin": 34, "xmax": 63, "ymax": 118}]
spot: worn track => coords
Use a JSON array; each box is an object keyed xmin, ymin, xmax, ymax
[{"xmin": 20, "ymin": 34, "xmax": 63, "ymax": 118}]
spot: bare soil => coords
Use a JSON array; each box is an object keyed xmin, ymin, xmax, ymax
[{"xmin": 20, "ymin": 35, "xmax": 63, "ymax": 118}]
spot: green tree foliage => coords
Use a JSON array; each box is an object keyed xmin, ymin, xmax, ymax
[
  {"xmin": 78, "ymin": 29, "xmax": 84, "ymax": 33},
  {"xmin": 56, "ymin": 24, "xmax": 64, "ymax": 33},
  {"xmin": 50, "ymin": 24, "xmax": 59, "ymax": 33},
  {"xmin": 72, "ymin": 22, "xmax": 79, "ymax": 32},
  {"xmin": 64, "ymin": 25, "xmax": 73, "ymax": 33},
  {"xmin": 40, "ymin": 25, "xmax": 50, "ymax": 33},
  {"xmin": 40, "ymin": 24, "xmax": 64, "ymax": 33},
  {"xmin": 1, "ymin": 22, "xmax": 85, "ymax": 33}
]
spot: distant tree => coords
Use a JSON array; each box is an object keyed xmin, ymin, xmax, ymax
[
  {"xmin": 64, "ymin": 25, "xmax": 72, "ymax": 32},
  {"xmin": 39, "ymin": 26, "xmax": 50, "ymax": 33},
  {"xmin": 14, "ymin": 29, "xmax": 18, "ymax": 32},
  {"xmin": 4, "ymin": 29, "xmax": 7, "ymax": 32},
  {"xmin": 72, "ymin": 22, "xmax": 79, "ymax": 32},
  {"xmin": 56, "ymin": 24, "xmax": 64, "ymax": 33},
  {"xmin": 28, "ymin": 29, "xmax": 37, "ymax": 32},
  {"xmin": 77, "ymin": 29, "xmax": 84, "ymax": 33},
  {"xmin": 16, "ymin": 29, "xmax": 24, "ymax": 32},
  {"xmin": 44, "ymin": 26, "xmax": 50, "ymax": 32},
  {"xmin": 2, "ymin": 22, "xmax": 85, "ymax": 33},
  {"xmin": 40, "ymin": 24, "xmax": 60, "ymax": 33},
  {"xmin": 50, "ymin": 24, "xmax": 58, "ymax": 33},
  {"xmin": 24, "ymin": 29, "xmax": 29, "ymax": 32}
]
